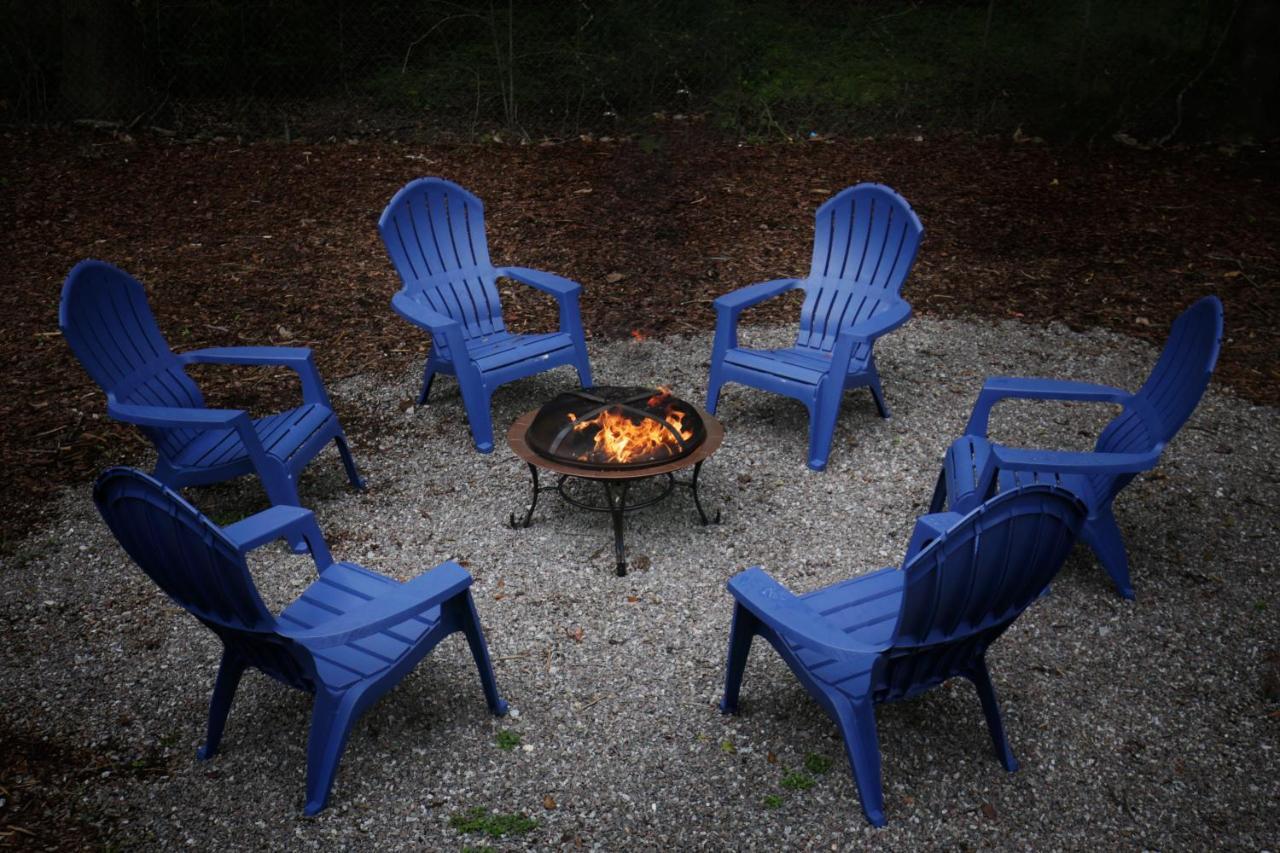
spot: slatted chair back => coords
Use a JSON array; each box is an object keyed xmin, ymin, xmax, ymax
[
  {"xmin": 1087, "ymin": 295, "xmax": 1223, "ymax": 503},
  {"xmin": 93, "ymin": 467, "xmax": 315, "ymax": 691},
  {"xmin": 378, "ymin": 177, "xmax": 507, "ymax": 342},
  {"xmin": 796, "ymin": 183, "xmax": 924, "ymax": 352},
  {"xmin": 882, "ymin": 485, "xmax": 1084, "ymax": 703},
  {"xmin": 60, "ymin": 260, "xmax": 206, "ymax": 458}
]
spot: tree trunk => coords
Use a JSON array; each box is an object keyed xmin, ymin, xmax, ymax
[{"xmin": 60, "ymin": 0, "xmax": 149, "ymax": 120}]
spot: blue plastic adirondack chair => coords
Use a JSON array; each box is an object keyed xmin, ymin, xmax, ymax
[
  {"xmin": 720, "ymin": 484, "xmax": 1087, "ymax": 826},
  {"xmin": 930, "ymin": 296, "xmax": 1223, "ymax": 599},
  {"xmin": 93, "ymin": 467, "xmax": 508, "ymax": 815},
  {"xmin": 60, "ymin": 260, "xmax": 364, "ymax": 531},
  {"xmin": 379, "ymin": 178, "xmax": 594, "ymax": 452},
  {"xmin": 706, "ymin": 184, "xmax": 923, "ymax": 470}
]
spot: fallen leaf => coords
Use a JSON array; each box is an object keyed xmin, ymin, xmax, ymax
[
  {"xmin": 980, "ymin": 802, "xmax": 997, "ymax": 821},
  {"xmin": 605, "ymin": 272, "xmax": 626, "ymax": 283},
  {"xmin": 543, "ymin": 795, "xmax": 558, "ymax": 810},
  {"xmin": 567, "ymin": 626, "xmax": 584, "ymax": 642},
  {"xmin": 766, "ymin": 751, "xmax": 778, "ymax": 764}
]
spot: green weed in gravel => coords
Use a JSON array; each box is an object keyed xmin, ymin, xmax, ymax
[
  {"xmin": 449, "ymin": 808, "xmax": 537, "ymax": 839},
  {"xmin": 781, "ymin": 771, "xmax": 815, "ymax": 791},
  {"xmin": 804, "ymin": 753, "xmax": 833, "ymax": 774},
  {"xmin": 495, "ymin": 730, "xmax": 521, "ymax": 751},
  {"xmin": 762, "ymin": 794, "xmax": 783, "ymax": 809}
]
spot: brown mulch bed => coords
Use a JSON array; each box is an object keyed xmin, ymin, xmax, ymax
[
  {"xmin": 3, "ymin": 127, "xmax": 1277, "ymax": 548},
  {"xmin": 0, "ymin": 722, "xmax": 112, "ymax": 849}
]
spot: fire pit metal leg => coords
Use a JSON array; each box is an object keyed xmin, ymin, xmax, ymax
[
  {"xmin": 509, "ymin": 462, "xmax": 542, "ymax": 529},
  {"xmin": 688, "ymin": 460, "xmax": 722, "ymax": 526},
  {"xmin": 603, "ymin": 480, "xmax": 631, "ymax": 576}
]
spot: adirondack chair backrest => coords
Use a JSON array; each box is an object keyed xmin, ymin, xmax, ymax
[
  {"xmin": 93, "ymin": 467, "xmax": 316, "ymax": 691},
  {"xmin": 796, "ymin": 184, "xmax": 923, "ymax": 352},
  {"xmin": 378, "ymin": 178, "xmax": 507, "ymax": 341},
  {"xmin": 60, "ymin": 260, "xmax": 206, "ymax": 458},
  {"xmin": 1089, "ymin": 295, "xmax": 1223, "ymax": 503},
  {"xmin": 880, "ymin": 485, "xmax": 1085, "ymax": 703}
]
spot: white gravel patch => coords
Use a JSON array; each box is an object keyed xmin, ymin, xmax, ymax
[{"xmin": 2, "ymin": 316, "xmax": 1277, "ymax": 849}]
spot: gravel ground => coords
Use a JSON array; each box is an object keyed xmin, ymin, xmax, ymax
[{"xmin": 2, "ymin": 317, "xmax": 1277, "ymax": 850}]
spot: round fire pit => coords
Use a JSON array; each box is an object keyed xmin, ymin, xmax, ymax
[
  {"xmin": 508, "ymin": 386, "xmax": 723, "ymax": 575},
  {"xmin": 526, "ymin": 386, "xmax": 707, "ymax": 470}
]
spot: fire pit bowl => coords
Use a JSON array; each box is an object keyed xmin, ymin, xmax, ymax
[
  {"xmin": 508, "ymin": 387, "xmax": 723, "ymax": 575},
  {"xmin": 526, "ymin": 386, "xmax": 707, "ymax": 470}
]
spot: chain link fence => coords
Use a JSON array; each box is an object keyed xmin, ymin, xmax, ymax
[{"xmin": 1, "ymin": 0, "xmax": 1271, "ymax": 143}]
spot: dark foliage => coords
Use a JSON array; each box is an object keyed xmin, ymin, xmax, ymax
[{"xmin": 2, "ymin": 0, "xmax": 1276, "ymax": 143}]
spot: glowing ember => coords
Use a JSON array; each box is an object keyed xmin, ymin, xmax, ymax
[{"xmin": 570, "ymin": 386, "xmax": 693, "ymax": 464}]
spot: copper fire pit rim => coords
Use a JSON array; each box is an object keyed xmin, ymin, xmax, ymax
[{"xmin": 507, "ymin": 401, "xmax": 724, "ymax": 480}]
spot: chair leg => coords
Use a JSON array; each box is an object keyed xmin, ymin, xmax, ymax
[
  {"xmin": 719, "ymin": 604, "xmax": 757, "ymax": 714},
  {"xmin": 967, "ymin": 658, "xmax": 1018, "ymax": 772},
  {"xmin": 456, "ymin": 592, "xmax": 509, "ymax": 716},
  {"xmin": 457, "ymin": 382, "xmax": 495, "ymax": 453},
  {"xmin": 1081, "ymin": 508, "xmax": 1135, "ymax": 599},
  {"xmin": 334, "ymin": 433, "xmax": 365, "ymax": 490},
  {"xmin": 304, "ymin": 690, "xmax": 361, "ymax": 816},
  {"xmin": 197, "ymin": 648, "xmax": 247, "ymax": 760},
  {"xmin": 260, "ymin": 467, "xmax": 309, "ymax": 553},
  {"xmin": 835, "ymin": 701, "xmax": 887, "ymax": 827},
  {"xmin": 806, "ymin": 398, "xmax": 839, "ymax": 472},
  {"xmin": 706, "ymin": 366, "xmax": 725, "ymax": 415},
  {"xmin": 574, "ymin": 349, "xmax": 594, "ymax": 389},
  {"xmin": 417, "ymin": 355, "xmax": 438, "ymax": 405},
  {"xmin": 866, "ymin": 357, "xmax": 891, "ymax": 419}
]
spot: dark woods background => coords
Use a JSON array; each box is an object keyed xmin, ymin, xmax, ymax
[{"xmin": 3, "ymin": 0, "xmax": 1277, "ymax": 144}]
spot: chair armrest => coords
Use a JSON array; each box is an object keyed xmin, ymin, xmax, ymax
[
  {"xmin": 391, "ymin": 292, "xmax": 485, "ymax": 384},
  {"xmin": 496, "ymin": 266, "xmax": 586, "ymax": 341},
  {"xmin": 107, "ymin": 400, "xmax": 248, "ymax": 430},
  {"xmin": 829, "ymin": 299, "xmax": 913, "ymax": 373},
  {"xmin": 711, "ymin": 279, "xmax": 802, "ymax": 361},
  {"xmin": 222, "ymin": 505, "xmax": 334, "ymax": 570},
  {"xmin": 903, "ymin": 511, "xmax": 965, "ymax": 565},
  {"xmin": 496, "ymin": 266, "xmax": 581, "ymax": 298},
  {"xmin": 282, "ymin": 562, "xmax": 473, "ymax": 648},
  {"xmin": 391, "ymin": 291, "xmax": 463, "ymax": 334},
  {"xmin": 179, "ymin": 346, "xmax": 330, "ymax": 407},
  {"xmin": 107, "ymin": 400, "xmax": 274, "ymax": 481},
  {"xmin": 180, "ymin": 346, "xmax": 313, "ymax": 367},
  {"xmin": 990, "ymin": 444, "xmax": 1164, "ymax": 476},
  {"xmin": 714, "ymin": 278, "xmax": 801, "ymax": 316},
  {"xmin": 965, "ymin": 377, "xmax": 1134, "ymax": 437},
  {"xmin": 727, "ymin": 567, "xmax": 887, "ymax": 660},
  {"xmin": 838, "ymin": 299, "xmax": 912, "ymax": 344}
]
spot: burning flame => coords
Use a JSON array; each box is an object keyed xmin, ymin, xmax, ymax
[{"xmin": 570, "ymin": 386, "xmax": 693, "ymax": 464}]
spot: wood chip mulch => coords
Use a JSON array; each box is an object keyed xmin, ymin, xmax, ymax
[{"xmin": 3, "ymin": 127, "xmax": 1276, "ymax": 546}]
